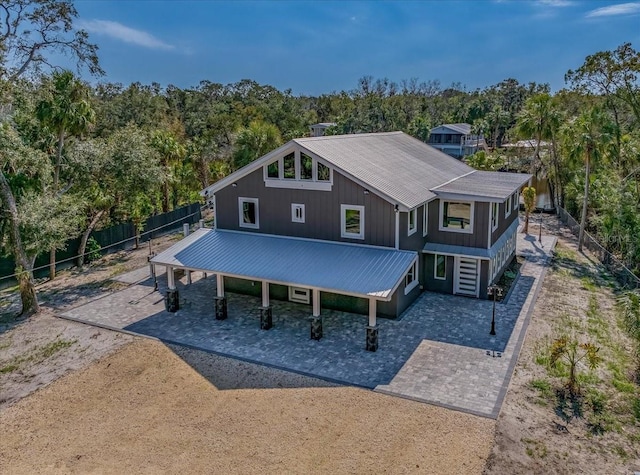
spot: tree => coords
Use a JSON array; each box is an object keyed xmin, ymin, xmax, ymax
[
  {"xmin": 36, "ymin": 70, "xmax": 95, "ymax": 279},
  {"xmin": 0, "ymin": 0, "xmax": 102, "ymax": 81},
  {"xmin": 563, "ymin": 107, "xmax": 613, "ymax": 252},
  {"xmin": 151, "ymin": 129, "xmax": 186, "ymax": 213},
  {"xmin": 522, "ymin": 186, "xmax": 536, "ymax": 234},
  {"xmin": 486, "ymin": 105, "xmax": 510, "ymax": 149},
  {"xmin": 0, "ymin": 0, "xmax": 101, "ymax": 316},
  {"xmin": 0, "ymin": 121, "xmax": 50, "ymax": 316},
  {"xmin": 232, "ymin": 120, "xmax": 282, "ymax": 170},
  {"xmin": 516, "ymin": 93, "xmax": 560, "ymax": 172}
]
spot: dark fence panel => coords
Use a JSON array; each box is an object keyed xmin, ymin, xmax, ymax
[
  {"xmin": 557, "ymin": 206, "xmax": 640, "ymax": 290},
  {"xmin": 0, "ymin": 203, "xmax": 202, "ymax": 289}
]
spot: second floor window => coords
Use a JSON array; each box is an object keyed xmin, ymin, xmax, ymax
[
  {"xmin": 238, "ymin": 197, "xmax": 259, "ymax": 229},
  {"xmin": 341, "ymin": 204, "xmax": 365, "ymax": 240},
  {"xmin": 440, "ymin": 200, "xmax": 473, "ymax": 233},
  {"xmin": 491, "ymin": 202, "xmax": 499, "ymax": 231},
  {"xmin": 408, "ymin": 209, "xmax": 417, "ymax": 235}
]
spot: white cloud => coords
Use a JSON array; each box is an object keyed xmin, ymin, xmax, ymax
[
  {"xmin": 537, "ymin": 0, "xmax": 575, "ymax": 6},
  {"xmin": 78, "ymin": 19, "xmax": 175, "ymax": 50},
  {"xmin": 585, "ymin": 2, "xmax": 640, "ymax": 18}
]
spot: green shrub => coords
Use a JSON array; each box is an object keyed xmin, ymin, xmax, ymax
[{"xmin": 85, "ymin": 237, "xmax": 102, "ymax": 263}]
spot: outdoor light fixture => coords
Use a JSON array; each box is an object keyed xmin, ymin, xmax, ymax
[
  {"xmin": 488, "ymin": 284, "xmax": 503, "ymax": 336},
  {"xmin": 394, "ymin": 204, "xmax": 399, "ymax": 212},
  {"xmin": 364, "ymin": 189, "xmax": 370, "ymax": 195},
  {"xmin": 232, "ymin": 183, "xmax": 237, "ymax": 188}
]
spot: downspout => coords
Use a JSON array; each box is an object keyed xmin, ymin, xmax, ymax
[{"xmin": 394, "ymin": 205, "xmax": 400, "ymax": 250}]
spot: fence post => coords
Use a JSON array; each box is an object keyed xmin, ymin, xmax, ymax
[
  {"xmin": 183, "ymin": 223, "xmax": 189, "ymax": 237},
  {"xmin": 199, "ymin": 219, "xmax": 205, "ymax": 229}
]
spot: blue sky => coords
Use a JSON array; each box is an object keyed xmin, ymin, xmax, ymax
[{"xmin": 72, "ymin": 1, "xmax": 640, "ymax": 95}]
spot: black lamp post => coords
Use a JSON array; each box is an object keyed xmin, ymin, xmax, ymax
[{"xmin": 488, "ymin": 284, "xmax": 503, "ymax": 336}]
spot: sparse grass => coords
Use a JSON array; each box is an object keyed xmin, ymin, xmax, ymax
[
  {"xmin": 0, "ymin": 363, "xmax": 19, "ymax": 373},
  {"xmin": 0, "ymin": 338, "xmax": 12, "ymax": 351},
  {"xmin": 553, "ymin": 246, "xmax": 578, "ymax": 262},
  {"xmin": 612, "ymin": 379, "xmax": 636, "ymax": 393},
  {"xmin": 0, "ymin": 338, "xmax": 78, "ymax": 375},
  {"xmin": 38, "ymin": 339, "xmax": 76, "ymax": 358},
  {"xmin": 522, "ymin": 438, "xmax": 548, "ymax": 459},
  {"xmin": 633, "ymin": 397, "xmax": 640, "ymax": 422},
  {"xmin": 581, "ymin": 276, "xmax": 597, "ymax": 292}
]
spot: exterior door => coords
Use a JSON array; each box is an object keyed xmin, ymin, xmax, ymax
[{"xmin": 454, "ymin": 257, "xmax": 480, "ymax": 297}]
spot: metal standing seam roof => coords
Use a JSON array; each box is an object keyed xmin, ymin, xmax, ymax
[
  {"xmin": 422, "ymin": 219, "xmax": 520, "ymax": 259},
  {"xmin": 431, "ymin": 170, "xmax": 532, "ymax": 201},
  {"xmin": 151, "ymin": 229, "xmax": 418, "ymax": 300},
  {"xmin": 294, "ymin": 132, "xmax": 473, "ymax": 209},
  {"xmin": 430, "ymin": 123, "xmax": 472, "ymax": 135}
]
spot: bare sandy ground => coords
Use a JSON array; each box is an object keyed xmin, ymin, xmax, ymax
[{"xmin": 0, "ymin": 339, "xmax": 494, "ymax": 474}]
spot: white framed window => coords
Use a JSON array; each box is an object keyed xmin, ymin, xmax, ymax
[
  {"xmin": 404, "ymin": 261, "xmax": 419, "ymax": 295},
  {"xmin": 238, "ymin": 197, "xmax": 259, "ymax": 229},
  {"xmin": 440, "ymin": 200, "xmax": 474, "ymax": 234},
  {"xmin": 423, "ymin": 204, "xmax": 428, "ymax": 236},
  {"xmin": 434, "ymin": 254, "xmax": 446, "ymax": 280},
  {"xmin": 512, "ymin": 192, "xmax": 519, "ymax": 211},
  {"xmin": 341, "ymin": 204, "xmax": 365, "ymax": 239},
  {"xmin": 264, "ymin": 150, "xmax": 333, "ymax": 191},
  {"xmin": 491, "ymin": 202, "xmax": 499, "ymax": 231},
  {"xmin": 505, "ymin": 194, "xmax": 512, "ymax": 217},
  {"xmin": 288, "ymin": 286, "xmax": 310, "ymax": 304},
  {"xmin": 291, "ymin": 203, "xmax": 305, "ymax": 223},
  {"xmin": 408, "ymin": 209, "xmax": 417, "ymax": 236}
]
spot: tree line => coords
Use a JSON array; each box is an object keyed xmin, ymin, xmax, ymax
[{"xmin": 1, "ymin": 1, "xmax": 639, "ymax": 317}]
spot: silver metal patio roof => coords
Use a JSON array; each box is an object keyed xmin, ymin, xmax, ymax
[
  {"xmin": 151, "ymin": 229, "xmax": 417, "ymax": 300},
  {"xmin": 431, "ymin": 170, "xmax": 532, "ymax": 202}
]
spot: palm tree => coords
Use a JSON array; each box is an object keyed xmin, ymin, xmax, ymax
[
  {"xmin": 36, "ymin": 70, "xmax": 95, "ymax": 279},
  {"xmin": 516, "ymin": 93, "xmax": 560, "ymax": 173},
  {"xmin": 564, "ymin": 107, "xmax": 613, "ymax": 252},
  {"xmin": 151, "ymin": 130, "xmax": 186, "ymax": 213},
  {"xmin": 486, "ymin": 105, "xmax": 509, "ymax": 149},
  {"xmin": 232, "ymin": 120, "xmax": 282, "ymax": 170}
]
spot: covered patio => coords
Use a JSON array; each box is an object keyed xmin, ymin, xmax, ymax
[{"xmin": 150, "ymin": 228, "xmax": 417, "ymax": 351}]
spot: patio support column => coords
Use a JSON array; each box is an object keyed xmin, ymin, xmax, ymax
[
  {"xmin": 310, "ymin": 288, "xmax": 322, "ymax": 341},
  {"xmin": 214, "ymin": 273, "xmax": 227, "ymax": 320},
  {"xmin": 260, "ymin": 281, "xmax": 272, "ymax": 330},
  {"xmin": 366, "ymin": 298, "xmax": 378, "ymax": 352},
  {"xmin": 165, "ymin": 266, "xmax": 179, "ymax": 312},
  {"xmin": 183, "ymin": 224, "xmax": 192, "ymax": 285}
]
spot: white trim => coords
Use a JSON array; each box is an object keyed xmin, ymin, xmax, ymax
[
  {"xmin": 262, "ymin": 281, "xmax": 269, "ymax": 307},
  {"xmin": 216, "ymin": 273, "xmax": 224, "ymax": 297},
  {"xmin": 341, "ymin": 204, "xmax": 365, "ymax": 240},
  {"xmin": 368, "ymin": 298, "xmax": 377, "ymax": 326},
  {"xmin": 289, "ymin": 286, "xmax": 311, "ymax": 304},
  {"xmin": 265, "ymin": 179, "xmax": 332, "ymax": 191},
  {"xmin": 505, "ymin": 194, "xmax": 512, "ymax": 217},
  {"xmin": 394, "ymin": 208, "xmax": 400, "ymax": 249},
  {"xmin": 434, "ymin": 254, "xmax": 446, "ymax": 280},
  {"xmin": 291, "ymin": 203, "xmax": 305, "ymax": 223},
  {"xmin": 408, "ymin": 209, "xmax": 417, "ymax": 236},
  {"xmin": 238, "ymin": 197, "xmax": 259, "ymax": 229},
  {"xmin": 423, "ymin": 203, "xmax": 428, "ymax": 237},
  {"xmin": 439, "ymin": 200, "xmax": 474, "ymax": 234},
  {"xmin": 212, "ymin": 195, "xmax": 218, "ymax": 230},
  {"xmin": 491, "ymin": 202, "xmax": 499, "ymax": 232},
  {"xmin": 404, "ymin": 261, "xmax": 419, "ymax": 295},
  {"xmin": 313, "ymin": 288, "xmax": 321, "ymax": 316},
  {"xmin": 432, "ymin": 191, "xmax": 515, "ymax": 203}
]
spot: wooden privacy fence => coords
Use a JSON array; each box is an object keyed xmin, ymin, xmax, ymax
[
  {"xmin": 0, "ymin": 203, "xmax": 202, "ymax": 287},
  {"xmin": 556, "ymin": 206, "xmax": 640, "ymax": 290}
]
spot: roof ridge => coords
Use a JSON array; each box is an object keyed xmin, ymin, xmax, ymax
[
  {"xmin": 295, "ymin": 131, "xmax": 403, "ymax": 142},
  {"xmin": 431, "ymin": 169, "xmax": 477, "ymax": 191}
]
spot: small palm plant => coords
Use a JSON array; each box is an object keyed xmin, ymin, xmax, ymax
[
  {"xmin": 550, "ymin": 335, "xmax": 602, "ymax": 397},
  {"xmin": 522, "ymin": 186, "xmax": 536, "ymax": 234}
]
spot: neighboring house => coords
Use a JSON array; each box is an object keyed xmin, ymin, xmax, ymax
[
  {"xmin": 152, "ymin": 132, "xmax": 530, "ymax": 351},
  {"xmin": 309, "ymin": 122, "xmax": 336, "ymax": 137},
  {"xmin": 427, "ymin": 123, "xmax": 485, "ymax": 158}
]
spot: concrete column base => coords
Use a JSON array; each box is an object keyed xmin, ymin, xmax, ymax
[
  {"xmin": 366, "ymin": 325, "xmax": 378, "ymax": 352},
  {"xmin": 260, "ymin": 306, "xmax": 273, "ymax": 330},
  {"xmin": 310, "ymin": 316, "xmax": 323, "ymax": 341},
  {"xmin": 215, "ymin": 296, "xmax": 227, "ymax": 320},
  {"xmin": 165, "ymin": 289, "xmax": 179, "ymax": 312}
]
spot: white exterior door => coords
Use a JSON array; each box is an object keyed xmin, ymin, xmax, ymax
[{"xmin": 454, "ymin": 257, "xmax": 480, "ymax": 297}]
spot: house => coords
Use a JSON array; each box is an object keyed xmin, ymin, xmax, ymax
[
  {"xmin": 309, "ymin": 122, "xmax": 336, "ymax": 137},
  {"xmin": 427, "ymin": 123, "xmax": 485, "ymax": 158},
  {"xmin": 151, "ymin": 132, "xmax": 530, "ymax": 351}
]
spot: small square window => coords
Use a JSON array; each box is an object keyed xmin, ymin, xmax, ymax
[
  {"xmin": 341, "ymin": 204, "xmax": 364, "ymax": 240},
  {"xmin": 434, "ymin": 254, "xmax": 446, "ymax": 280},
  {"xmin": 238, "ymin": 197, "xmax": 259, "ymax": 229},
  {"xmin": 291, "ymin": 203, "xmax": 305, "ymax": 223}
]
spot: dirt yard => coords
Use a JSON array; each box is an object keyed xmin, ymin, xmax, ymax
[{"xmin": 1, "ymin": 338, "xmax": 494, "ymax": 474}]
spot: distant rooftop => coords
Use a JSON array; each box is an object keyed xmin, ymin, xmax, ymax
[{"xmin": 431, "ymin": 123, "xmax": 472, "ymax": 135}]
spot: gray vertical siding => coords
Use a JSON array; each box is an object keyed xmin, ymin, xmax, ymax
[
  {"xmin": 479, "ymin": 260, "xmax": 490, "ymax": 300},
  {"xmin": 422, "ymin": 253, "xmax": 454, "ymax": 294},
  {"xmin": 490, "ymin": 200, "xmax": 519, "ymax": 246},
  {"xmin": 425, "ymin": 199, "xmax": 490, "ymax": 248},
  {"xmin": 399, "ymin": 204, "xmax": 428, "ymax": 252},
  {"xmin": 215, "ymin": 167, "xmax": 396, "ymax": 247}
]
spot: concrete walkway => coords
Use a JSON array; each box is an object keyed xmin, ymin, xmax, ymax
[{"xmin": 59, "ymin": 229, "xmax": 555, "ymax": 419}]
